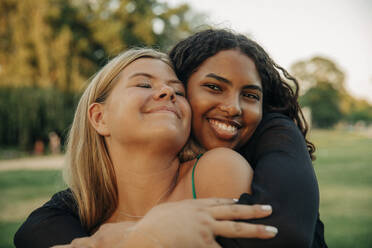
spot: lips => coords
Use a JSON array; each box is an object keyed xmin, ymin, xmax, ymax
[
  {"xmin": 207, "ymin": 118, "xmax": 241, "ymax": 140},
  {"xmin": 146, "ymin": 105, "xmax": 180, "ymax": 118}
]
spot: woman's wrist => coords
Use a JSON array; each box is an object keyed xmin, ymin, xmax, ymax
[{"xmin": 123, "ymin": 226, "xmax": 167, "ymax": 248}]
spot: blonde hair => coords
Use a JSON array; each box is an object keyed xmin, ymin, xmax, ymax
[{"xmin": 64, "ymin": 48, "xmax": 172, "ymax": 231}]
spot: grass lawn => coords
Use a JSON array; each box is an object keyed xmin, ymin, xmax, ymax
[
  {"xmin": 310, "ymin": 129, "xmax": 372, "ymax": 247},
  {"xmin": 0, "ymin": 129, "xmax": 371, "ymax": 247},
  {"xmin": 0, "ymin": 170, "xmax": 65, "ymax": 248}
]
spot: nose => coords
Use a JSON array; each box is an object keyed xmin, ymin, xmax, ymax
[
  {"xmin": 153, "ymin": 85, "xmax": 176, "ymax": 102},
  {"xmin": 219, "ymin": 95, "xmax": 242, "ymax": 116}
]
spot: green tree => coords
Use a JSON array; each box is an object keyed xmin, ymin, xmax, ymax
[
  {"xmin": 291, "ymin": 56, "xmax": 345, "ymax": 94},
  {"xmin": 291, "ymin": 56, "xmax": 346, "ymax": 128},
  {"xmin": 344, "ymin": 98, "xmax": 372, "ymax": 124},
  {"xmin": 0, "ymin": 0, "xmax": 202, "ymax": 91},
  {"xmin": 291, "ymin": 56, "xmax": 372, "ymax": 127},
  {"xmin": 300, "ymin": 82, "xmax": 342, "ymax": 128},
  {"xmin": 0, "ymin": 0, "xmax": 204, "ymax": 150}
]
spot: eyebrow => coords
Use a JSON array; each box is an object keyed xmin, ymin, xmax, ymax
[
  {"xmin": 129, "ymin": 72, "xmax": 182, "ymax": 85},
  {"xmin": 205, "ymin": 73, "xmax": 262, "ymax": 92},
  {"xmin": 206, "ymin": 73, "xmax": 232, "ymax": 85}
]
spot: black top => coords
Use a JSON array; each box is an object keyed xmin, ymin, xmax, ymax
[{"xmin": 14, "ymin": 113, "xmax": 327, "ymax": 248}]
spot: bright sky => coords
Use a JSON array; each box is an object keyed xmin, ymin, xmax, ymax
[{"xmin": 166, "ymin": 0, "xmax": 372, "ymax": 103}]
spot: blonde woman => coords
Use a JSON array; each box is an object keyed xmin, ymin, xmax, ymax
[{"xmin": 23, "ymin": 48, "xmax": 276, "ymax": 248}]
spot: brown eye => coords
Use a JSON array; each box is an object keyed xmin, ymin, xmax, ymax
[
  {"xmin": 242, "ymin": 92, "xmax": 260, "ymax": 101},
  {"xmin": 203, "ymin": 83, "xmax": 222, "ymax": 92}
]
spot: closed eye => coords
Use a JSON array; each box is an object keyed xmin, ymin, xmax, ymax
[
  {"xmin": 136, "ymin": 82, "xmax": 151, "ymax": 88},
  {"xmin": 175, "ymin": 91, "xmax": 185, "ymax": 97}
]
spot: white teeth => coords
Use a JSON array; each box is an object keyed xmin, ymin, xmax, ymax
[{"xmin": 209, "ymin": 119, "xmax": 237, "ymax": 133}]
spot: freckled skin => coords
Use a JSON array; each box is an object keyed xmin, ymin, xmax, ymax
[{"xmin": 187, "ymin": 50, "xmax": 263, "ymax": 150}]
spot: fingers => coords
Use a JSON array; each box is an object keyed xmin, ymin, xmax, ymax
[
  {"xmin": 209, "ymin": 204, "xmax": 272, "ymax": 220},
  {"xmin": 212, "ymin": 221, "xmax": 278, "ymax": 239},
  {"xmin": 205, "ymin": 203, "xmax": 277, "ymax": 240},
  {"xmin": 189, "ymin": 198, "xmax": 237, "ymax": 206}
]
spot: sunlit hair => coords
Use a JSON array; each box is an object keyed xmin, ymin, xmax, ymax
[
  {"xmin": 64, "ymin": 48, "xmax": 172, "ymax": 231},
  {"xmin": 170, "ymin": 29, "xmax": 315, "ymax": 160}
]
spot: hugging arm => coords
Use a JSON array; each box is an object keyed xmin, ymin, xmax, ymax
[
  {"xmin": 15, "ymin": 197, "xmax": 275, "ymax": 248},
  {"xmin": 217, "ymin": 113, "xmax": 321, "ymax": 247},
  {"xmin": 14, "ymin": 191, "xmax": 89, "ymax": 248}
]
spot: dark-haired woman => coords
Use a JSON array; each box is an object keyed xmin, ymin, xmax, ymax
[
  {"xmin": 169, "ymin": 29, "xmax": 326, "ymax": 247},
  {"xmin": 14, "ymin": 29, "xmax": 327, "ymax": 248}
]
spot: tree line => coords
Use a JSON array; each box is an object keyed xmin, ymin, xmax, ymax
[
  {"xmin": 291, "ymin": 57, "xmax": 372, "ymax": 128},
  {"xmin": 1, "ymin": 0, "xmax": 371, "ymax": 153},
  {"xmin": 0, "ymin": 0, "xmax": 203, "ymax": 152}
]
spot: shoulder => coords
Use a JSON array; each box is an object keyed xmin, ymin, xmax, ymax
[
  {"xmin": 256, "ymin": 113, "xmax": 298, "ymax": 135},
  {"xmin": 193, "ymin": 148, "xmax": 253, "ymax": 198},
  {"xmin": 243, "ymin": 112, "xmax": 300, "ymax": 150},
  {"xmin": 240, "ymin": 113, "xmax": 308, "ymax": 163},
  {"xmin": 200, "ymin": 147, "xmax": 250, "ymax": 168},
  {"xmin": 14, "ymin": 189, "xmax": 86, "ymax": 247},
  {"xmin": 43, "ymin": 189, "xmax": 79, "ymax": 216},
  {"xmin": 257, "ymin": 113, "xmax": 307, "ymax": 150}
]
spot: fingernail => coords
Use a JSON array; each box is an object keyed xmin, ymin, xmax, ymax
[
  {"xmin": 265, "ymin": 226, "xmax": 278, "ymax": 234},
  {"xmin": 261, "ymin": 205, "xmax": 272, "ymax": 211},
  {"xmin": 233, "ymin": 198, "xmax": 239, "ymax": 203}
]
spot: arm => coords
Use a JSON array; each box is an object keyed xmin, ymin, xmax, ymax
[
  {"xmin": 218, "ymin": 114, "xmax": 320, "ymax": 247},
  {"xmin": 194, "ymin": 147, "xmax": 254, "ymax": 198},
  {"xmin": 14, "ymin": 190, "xmax": 89, "ymax": 248},
  {"xmin": 52, "ymin": 199, "xmax": 276, "ymax": 248}
]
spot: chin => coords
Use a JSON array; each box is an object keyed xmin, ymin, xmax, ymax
[
  {"xmin": 150, "ymin": 126, "xmax": 188, "ymax": 142},
  {"xmin": 203, "ymin": 140, "xmax": 236, "ymax": 150}
]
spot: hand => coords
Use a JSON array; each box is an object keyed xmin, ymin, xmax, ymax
[{"xmin": 124, "ymin": 198, "xmax": 277, "ymax": 248}]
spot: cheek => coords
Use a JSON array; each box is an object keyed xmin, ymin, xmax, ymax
[
  {"xmin": 182, "ymin": 100, "xmax": 192, "ymax": 127},
  {"xmin": 187, "ymin": 91, "xmax": 202, "ymax": 119},
  {"xmin": 187, "ymin": 83, "xmax": 206, "ymax": 116},
  {"xmin": 242, "ymin": 104, "xmax": 262, "ymax": 126},
  {"xmin": 189, "ymin": 97, "xmax": 208, "ymax": 131},
  {"xmin": 188, "ymin": 91, "xmax": 216, "ymax": 118}
]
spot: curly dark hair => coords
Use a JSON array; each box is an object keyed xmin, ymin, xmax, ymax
[{"xmin": 169, "ymin": 29, "xmax": 315, "ymax": 160}]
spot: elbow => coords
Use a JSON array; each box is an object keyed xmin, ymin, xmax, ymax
[
  {"xmin": 275, "ymin": 220, "xmax": 316, "ymax": 247},
  {"xmin": 288, "ymin": 229, "xmax": 314, "ymax": 247},
  {"xmin": 14, "ymin": 223, "xmax": 29, "ymax": 248}
]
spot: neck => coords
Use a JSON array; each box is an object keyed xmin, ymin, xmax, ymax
[{"xmin": 107, "ymin": 140, "xmax": 181, "ymax": 222}]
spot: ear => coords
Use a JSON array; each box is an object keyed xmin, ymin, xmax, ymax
[{"xmin": 88, "ymin": 103, "xmax": 110, "ymax": 136}]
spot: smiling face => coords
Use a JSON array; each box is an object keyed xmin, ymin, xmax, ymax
[
  {"xmin": 102, "ymin": 58, "xmax": 191, "ymax": 149},
  {"xmin": 187, "ymin": 49, "xmax": 263, "ymax": 150}
]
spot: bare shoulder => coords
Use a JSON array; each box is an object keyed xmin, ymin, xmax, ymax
[
  {"xmin": 193, "ymin": 147, "xmax": 253, "ymax": 199},
  {"xmin": 201, "ymin": 147, "xmax": 249, "ymax": 167}
]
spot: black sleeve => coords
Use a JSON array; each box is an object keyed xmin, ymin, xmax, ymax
[
  {"xmin": 217, "ymin": 113, "xmax": 324, "ymax": 248},
  {"xmin": 14, "ymin": 190, "xmax": 89, "ymax": 248}
]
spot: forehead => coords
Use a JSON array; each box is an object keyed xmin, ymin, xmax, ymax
[
  {"xmin": 195, "ymin": 50, "xmax": 261, "ymax": 86},
  {"xmin": 119, "ymin": 58, "xmax": 177, "ymax": 81}
]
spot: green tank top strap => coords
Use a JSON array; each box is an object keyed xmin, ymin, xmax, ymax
[{"xmin": 192, "ymin": 154, "xmax": 203, "ymax": 199}]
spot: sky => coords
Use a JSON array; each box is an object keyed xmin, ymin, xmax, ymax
[{"xmin": 165, "ymin": 0, "xmax": 372, "ymax": 103}]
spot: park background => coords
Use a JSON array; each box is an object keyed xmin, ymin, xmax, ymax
[{"xmin": 0, "ymin": 0, "xmax": 371, "ymax": 247}]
